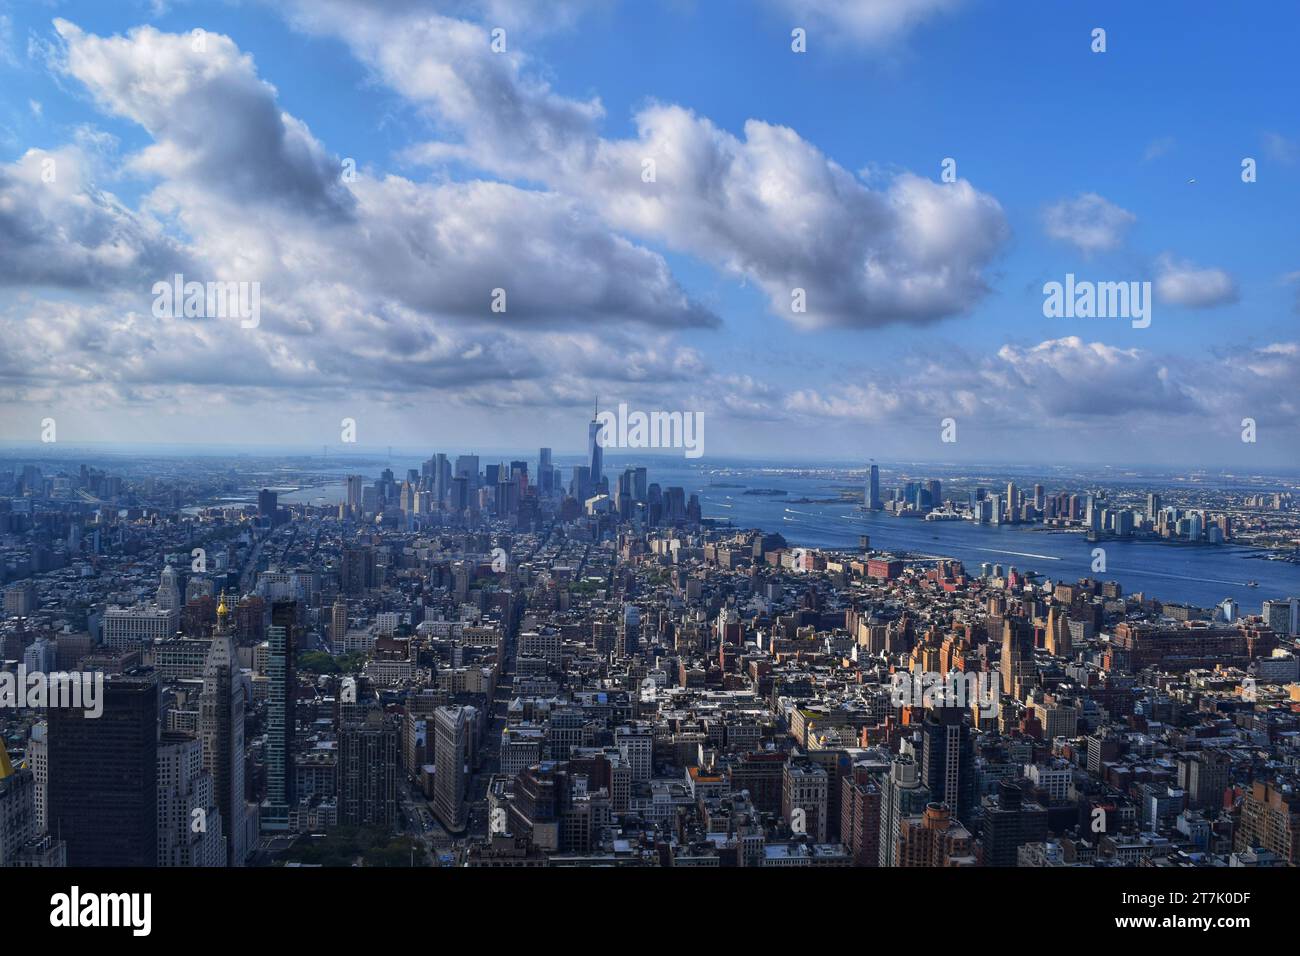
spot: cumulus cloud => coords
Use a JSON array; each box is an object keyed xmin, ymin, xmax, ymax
[
  {"xmin": 580, "ymin": 108, "xmax": 1009, "ymax": 329},
  {"xmin": 1042, "ymin": 193, "xmax": 1136, "ymax": 255},
  {"xmin": 781, "ymin": 336, "xmax": 1295, "ymax": 432},
  {"xmin": 285, "ymin": 2, "xmax": 1008, "ymax": 331},
  {"xmin": 53, "ymin": 19, "xmax": 356, "ymax": 220},
  {"xmin": 1153, "ymin": 253, "xmax": 1238, "ymax": 308},
  {"xmin": 0, "ymin": 145, "xmax": 190, "ymax": 289},
  {"xmin": 0, "ymin": 19, "xmax": 722, "ymax": 431}
]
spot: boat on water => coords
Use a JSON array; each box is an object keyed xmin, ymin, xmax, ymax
[{"xmin": 1246, "ymin": 580, "xmax": 1259, "ymax": 588}]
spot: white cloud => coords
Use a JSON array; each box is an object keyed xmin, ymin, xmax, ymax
[
  {"xmin": 0, "ymin": 145, "xmax": 189, "ymax": 289},
  {"xmin": 1042, "ymin": 192, "xmax": 1136, "ymax": 255},
  {"xmin": 0, "ymin": 20, "xmax": 724, "ymax": 432},
  {"xmin": 1153, "ymin": 253, "xmax": 1238, "ymax": 308},
  {"xmin": 288, "ymin": 2, "xmax": 1010, "ymax": 330},
  {"xmin": 783, "ymin": 336, "xmax": 1295, "ymax": 432},
  {"xmin": 767, "ymin": 0, "xmax": 962, "ymax": 46}
]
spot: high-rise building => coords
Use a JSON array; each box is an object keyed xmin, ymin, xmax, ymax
[
  {"xmin": 620, "ymin": 604, "xmax": 641, "ymax": 657},
  {"xmin": 538, "ymin": 448, "xmax": 553, "ymax": 496},
  {"xmin": 157, "ymin": 731, "xmax": 225, "ymax": 867},
  {"xmin": 920, "ymin": 706, "xmax": 975, "ymax": 823},
  {"xmin": 782, "ymin": 760, "xmax": 829, "ymax": 843},
  {"xmin": 1234, "ymin": 781, "xmax": 1300, "ymax": 864},
  {"xmin": 257, "ymin": 488, "xmax": 278, "ymax": 519},
  {"xmin": 199, "ymin": 602, "xmax": 247, "ymax": 866},
  {"xmin": 433, "ymin": 706, "xmax": 475, "ymax": 833},
  {"xmin": 587, "ymin": 406, "xmax": 604, "ymax": 494},
  {"xmin": 330, "ymin": 596, "xmax": 348, "ymax": 649},
  {"xmin": 2, "ymin": 581, "xmax": 37, "ymax": 617},
  {"xmin": 1000, "ymin": 616, "xmax": 1033, "ymax": 697},
  {"xmin": 339, "ymin": 709, "xmax": 398, "ymax": 827},
  {"xmin": 896, "ymin": 802, "xmax": 975, "ymax": 867},
  {"xmin": 431, "ymin": 453, "xmax": 450, "ymax": 508},
  {"xmin": 0, "ymin": 739, "xmax": 65, "ymax": 867},
  {"xmin": 48, "ymin": 668, "xmax": 159, "ymax": 867},
  {"xmin": 341, "ymin": 547, "xmax": 373, "ymax": 596},
  {"xmin": 0, "ymin": 742, "xmax": 35, "ymax": 865},
  {"xmin": 346, "ymin": 475, "xmax": 365, "ymax": 516},
  {"xmin": 455, "ymin": 455, "xmax": 480, "ymax": 494},
  {"xmin": 1045, "ymin": 605, "xmax": 1071, "ymax": 657},
  {"xmin": 840, "ymin": 764, "xmax": 881, "ymax": 866},
  {"xmin": 261, "ymin": 601, "xmax": 297, "ymax": 831},
  {"xmin": 979, "ymin": 780, "xmax": 1048, "ymax": 866},
  {"xmin": 866, "ymin": 464, "xmax": 881, "ymax": 510},
  {"xmin": 1178, "ymin": 750, "xmax": 1230, "ymax": 810},
  {"xmin": 1262, "ymin": 598, "xmax": 1300, "ymax": 637},
  {"xmin": 878, "ymin": 755, "xmax": 931, "ymax": 867},
  {"xmin": 28, "ymin": 722, "xmax": 47, "ymax": 834},
  {"xmin": 157, "ymin": 566, "xmax": 181, "ymax": 612},
  {"xmin": 103, "ymin": 606, "xmax": 179, "ymax": 650}
]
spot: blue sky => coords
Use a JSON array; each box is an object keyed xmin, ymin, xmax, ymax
[{"xmin": 0, "ymin": 0, "xmax": 1295, "ymax": 466}]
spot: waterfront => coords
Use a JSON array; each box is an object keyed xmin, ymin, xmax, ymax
[{"xmin": 277, "ymin": 459, "xmax": 1298, "ymax": 614}]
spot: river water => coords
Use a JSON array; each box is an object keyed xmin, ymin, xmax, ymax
[{"xmin": 278, "ymin": 460, "xmax": 1299, "ymax": 613}]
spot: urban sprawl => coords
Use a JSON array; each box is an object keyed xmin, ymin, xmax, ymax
[{"xmin": 1, "ymin": 415, "xmax": 1299, "ymax": 869}]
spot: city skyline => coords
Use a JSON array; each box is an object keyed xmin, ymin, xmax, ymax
[
  {"xmin": 0, "ymin": 1, "xmax": 1295, "ymax": 465},
  {"xmin": 0, "ymin": 0, "xmax": 1297, "ymax": 911}
]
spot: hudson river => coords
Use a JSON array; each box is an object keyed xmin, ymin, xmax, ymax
[{"xmin": 280, "ymin": 461, "xmax": 1298, "ymax": 613}]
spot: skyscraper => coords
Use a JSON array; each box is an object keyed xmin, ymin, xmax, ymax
[
  {"xmin": 1000, "ymin": 616, "xmax": 1033, "ymax": 697},
  {"xmin": 257, "ymin": 487, "xmax": 278, "ymax": 519},
  {"xmin": 878, "ymin": 754, "xmax": 930, "ymax": 867},
  {"xmin": 866, "ymin": 464, "xmax": 881, "ymax": 510},
  {"xmin": 156, "ymin": 565, "xmax": 181, "ymax": 612},
  {"xmin": 920, "ymin": 706, "xmax": 976, "ymax": 823},
  {"xmin": 261, "ymin": 601, "xmax": 297, "ymax": 831},
  {"xmin": 346, "ymin": 475, "xmax": 365, "ymax": 517},
  {"xmin": 1045, "ymin": 605, "xmax": 1071, "ymax": 658},
  {"xmin": 339, "ymin": 709, "xmax": 398, "ymax": 827},
  {"xmin": 157, "ymin": 731, "xmax": 225, "ymax": 867},
  {"xmin": 538, "ymin": 447, "xmax": 553, "ymax": 496},
  {"xmin": 433, "ymin": 705, "xmax": 475, "ymax": 833},
  {"xmin": 588, "ymin": 404, "xmax": 604, "ymax": 495},
  {"xmin": 199, "ymin": 599, "xmax": 247, "ymax": 865},
  {"xmin": 48, "ymin": 668, "xmax": 159, "ymax": 866}
]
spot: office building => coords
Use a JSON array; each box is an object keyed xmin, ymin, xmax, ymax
[
  {"xmin": 261, "ymin": 601, "xmax": 297, "ymax": 831},
  {"xmin": 48, "ymin": 668, "xmax": 159, "ymax": 866}
]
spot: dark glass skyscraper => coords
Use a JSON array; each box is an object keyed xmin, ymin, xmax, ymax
[
  {"xmin": 48, "ymin": 668, "xmax": 159, "ymax": 866},
  {"xmin": 867, "ymin": 464, "xmax": 881, "ymax": 510},
  {"xmin": 920, "ymin": 706, "xmax": 975, "ymax": 824}
]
